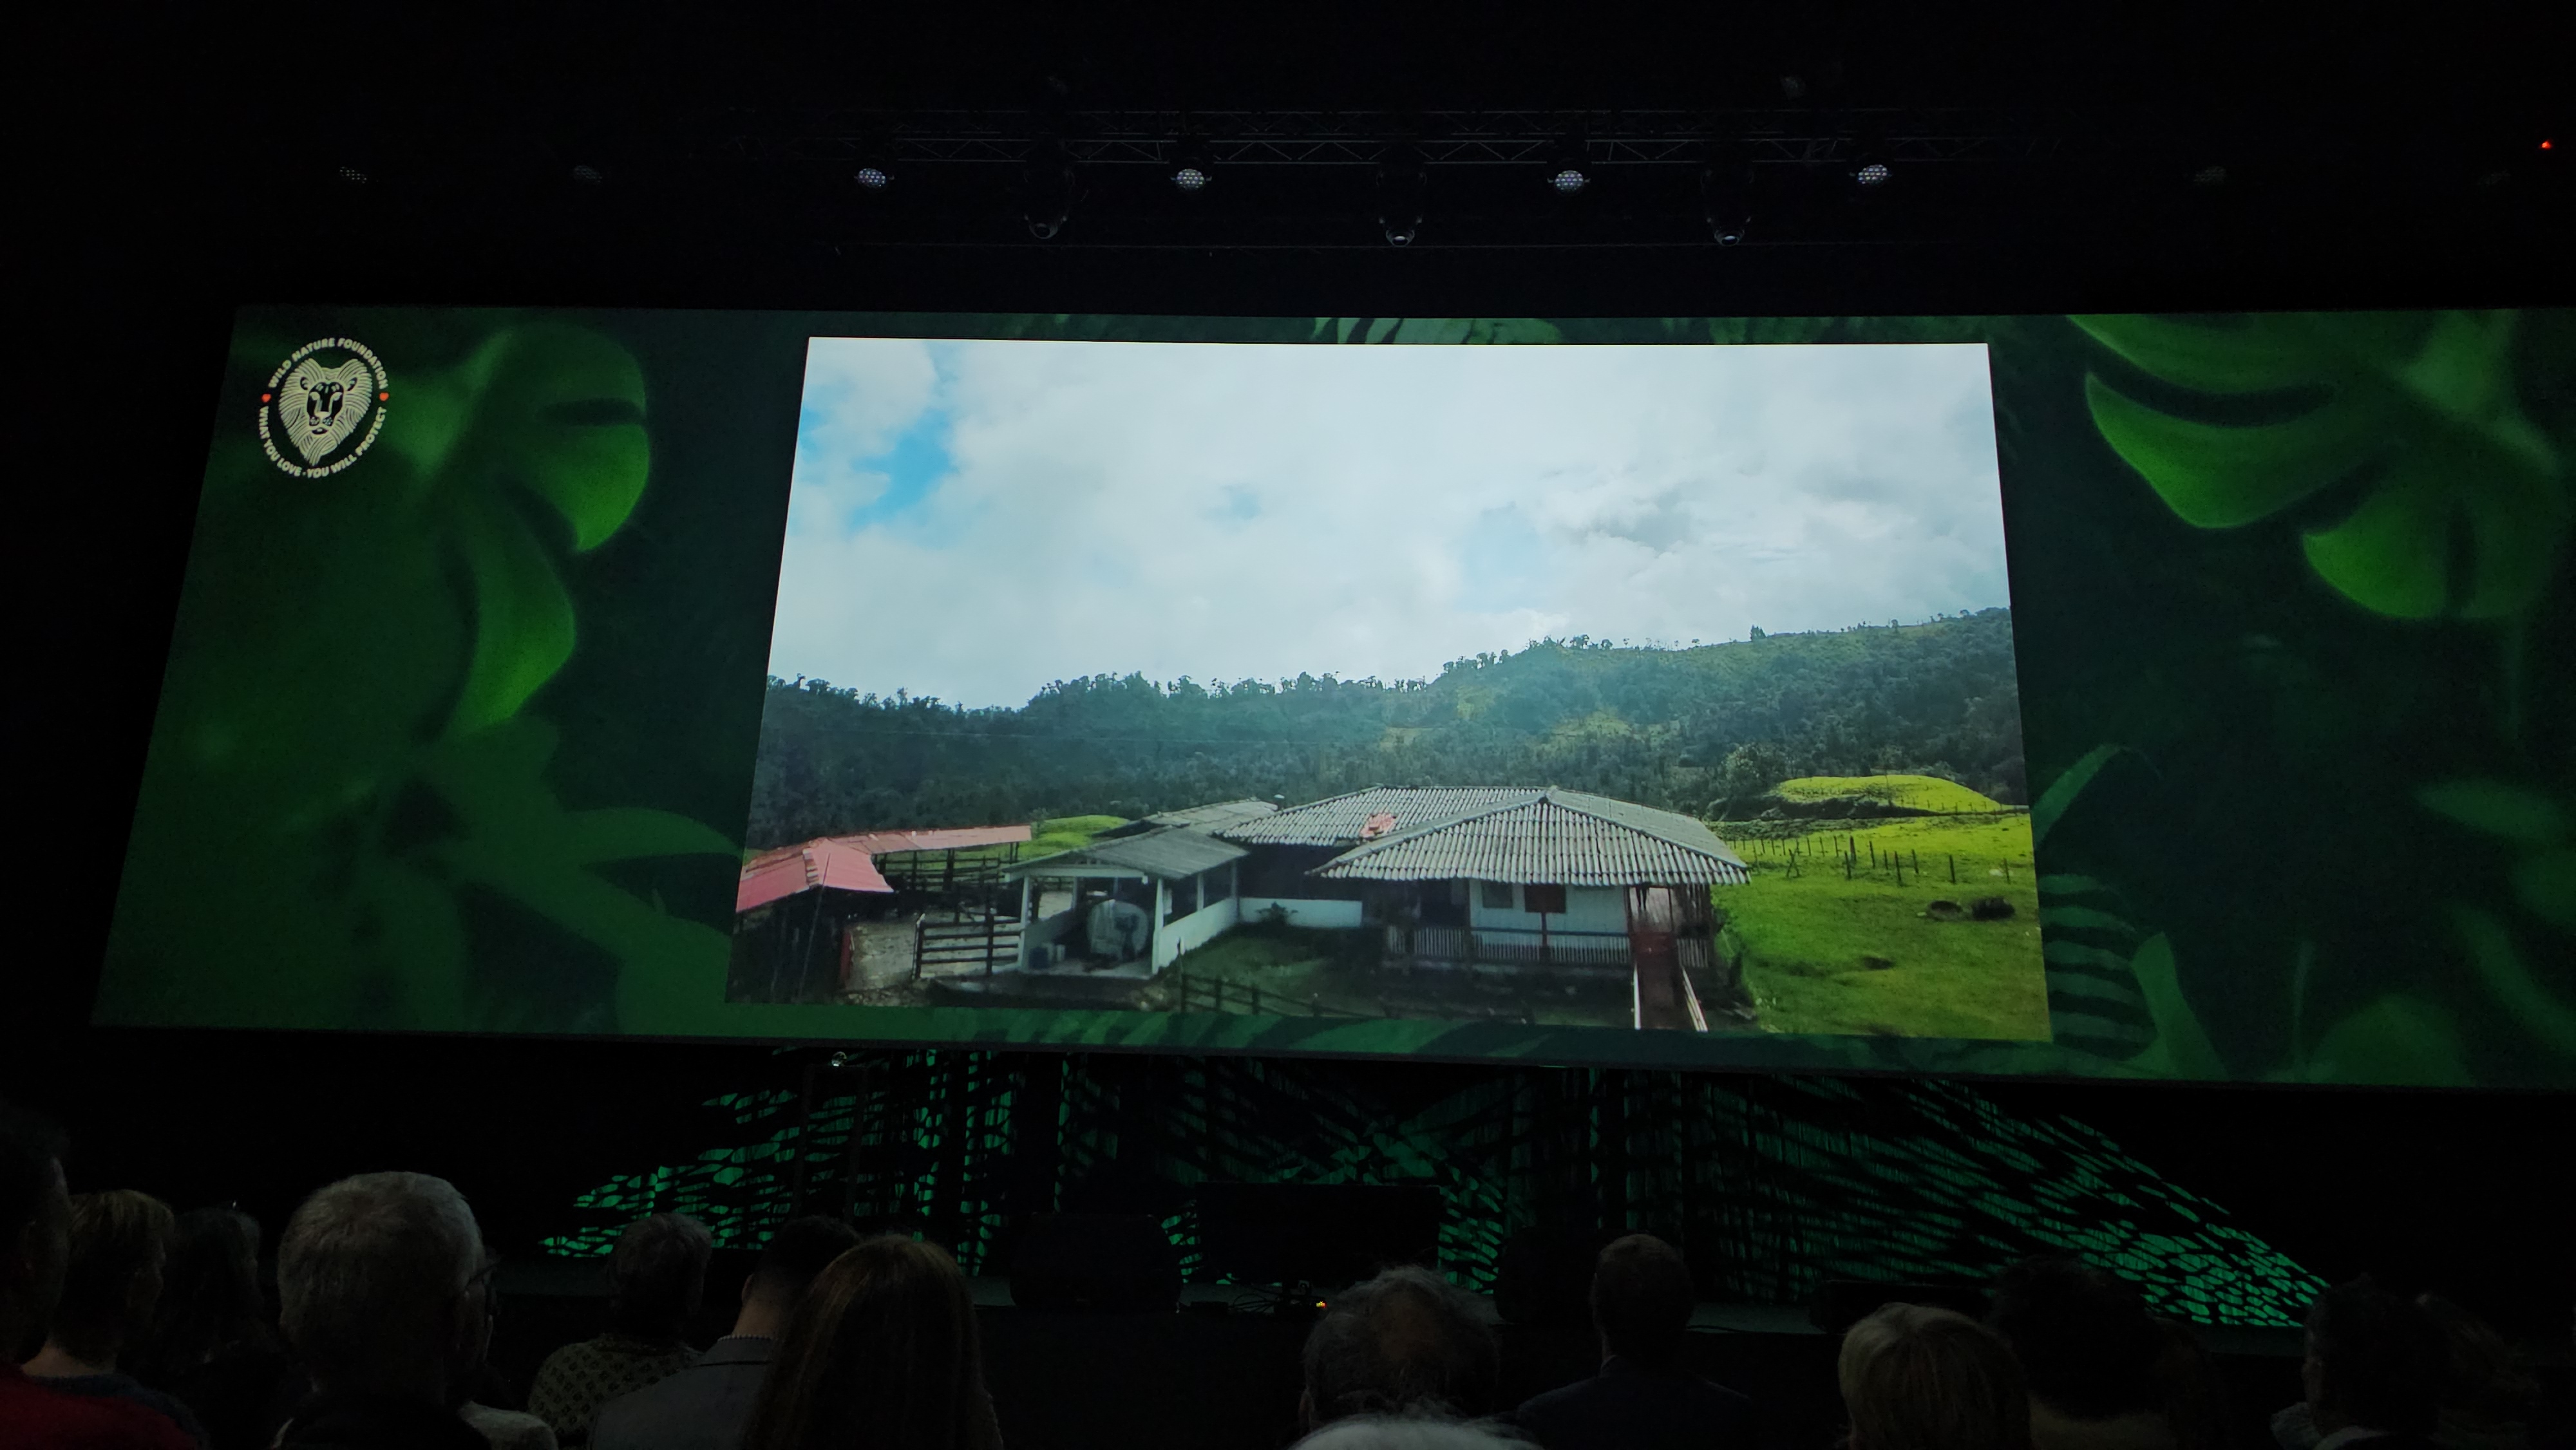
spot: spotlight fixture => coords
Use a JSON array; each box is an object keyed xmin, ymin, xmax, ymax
[
  {"xmin": 1853, "ymin": 158, "xmax": 1891, "ymax": 187},
  {"xmin": 1171, "ymin": 134, "xmax": 1213, "ymax": 193},
  {"xmin": 1376, "ymin": 147, "xmax": 1426, "ymax": 246},
  {"xmin": 854, "ymin": 164, "xmax": 891, "ymax": 191},
  {"xmin": 1543, "ymin": 134, "xmax": 1589, "ymax": 194},
  {"xmin": 2191, "ymin": 164, "xmax": 2228, "ymax": 187},
  {"xmin": 1700, "ymin": 152, "xmax": 1752, "ymax": 245},
  {"xmin": 1019, "ymin": 140, "xmax": 1077, "ymax": 240},
  {"xmin": 571, "ymin": 164, "xmax": 606, "ymax": 185},
  {"xmin": 336, "ymin": 165, "xmax": 369, "ymax": 186}
]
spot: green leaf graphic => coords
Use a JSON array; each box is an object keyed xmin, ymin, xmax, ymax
[
  {"xmin": 2450, "ymin": 906, "xmax": 2576, "ymax": 1055},
  {"xmin": 2074, "ymin": 312, "xmax": 2566, "ymax": 619},
  {"xmin": 2306, "ymin": 996, "xmax": 2471, "ymax": 1086},
  {"xmin": 2417, "ymin": 779, "xmax": 2570, "ymax": 845},
  {"xmin": 2033, "ymin": 744, "xmax": 2125, "ymax": 850},
  {"xmin": 2120, "ymin": 936, "xmax": 2224, "ymax": 1080}
]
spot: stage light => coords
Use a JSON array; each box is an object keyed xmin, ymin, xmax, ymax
[
  {"xmin": 854, "ymin": 165, "xmax": 891, "ymax": 191},
  {"xmin": 1376, "ymin": 149, "xmax": 1425, "ymax": 246},
  {"xmin": 337, "ymin": 165, "xmax": 369, "ymax": 185},
  {"xmin": 571, "ymin": 164, "xmax": 606, "ymax": 185},
  {"xmin": 1701, "ymin": 156, "xmax": 1752, "ymax": 245},
  {"xmin": 1854, "ymin": 159, "xmax": 1891, "ymax": 187},
  {"xmin": 1020, "ymin": 142, "xmax": 1077, "ymax": 240},
  {"xmin": 1171, "ymin": 135, "xmax": 1213, "ymax": 193},
  {"xmin": 2192, "ymin": 164, "xmax": 2228, "ymax": 187},
  {"xmin": 1542, "ymin": 134, "xmax": 1590, "ymax": 194}
]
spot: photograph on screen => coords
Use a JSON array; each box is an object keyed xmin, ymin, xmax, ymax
[{"xmin": 731, "ymin": 336, "xmax": 2045, "ymax": 1039}]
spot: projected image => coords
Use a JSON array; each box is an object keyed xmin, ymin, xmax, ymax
[{"xmin": 734, "ymin": 337, "xmax": 2046, "ymax": 1039}]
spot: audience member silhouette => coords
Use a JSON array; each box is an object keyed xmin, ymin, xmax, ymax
[
  {"xmin": 592, "ymin": 1215, "xmax": 863, "ymax": 1450},
  {"xmin": 1301, "ymin": 1265, "xmax": 1501, "ymax": 1431},
  {"xmin": 2147, "ymin": 1316, "xmax": 2233, "ymax": 1450},
  {"xmin": 128, "ymin": 1206, "xmax": 290, "ymax": 1450},
  {"xmin": 737, "ymin": 1234, "xmax": 1003, "ymax": 1450},
  {"xmin": 3, "ymin": 1103, "xmax": 195, "ymax": 1450},
  {"xmin": 2298, "ymin": 1279, "xmax": 2449, "ymax": 1450},
  {"xmin": 1838, "ymin": 1303, "xmax": 2031, "ymax": 1450},
  {"xmin": 1511, "ymin": 1234, "xmax": 1757, "ymax": 1450},
  {"xmin": 2415, "ymin": 1294, "xmax": 2536, "ymax": 1450},
  {"xmin": 22, "ymin": 1189, "xmax": 211, "ymax": 1449},
  {"xmin": 528, "ymin": 1212, "xmax": 714, "ymax": 1447},
  {"xmin": 1987, "ymin": 1254, "xmax": 2175, "ymax": 1450},
  {"xmin": 268, "ymin": 1171, "xmax": 497, "ymax": 1450},
  {"xmin": 458, "ymin": 1264, "xmax": 558, "ymax": 1450}
]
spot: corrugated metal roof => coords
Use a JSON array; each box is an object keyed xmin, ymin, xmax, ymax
[
  {"xmin": 1218, "ymin": 787, "xmax": 1545, "ymax": 846},
  {"xmin": 737, "ymin": 839, "xmax": 895, "ymax": 913},
  {"xmin": 1005, "ymin": 826, "xmax": 1247, "ymax": 881},
  {"xmin": 1310, "ymin": 789, "xmax": 1749, "ymax": 887},
  {"xmin": 737, "ymin": 823, "xmax": 1029, "ymax": 913},
  {"xmin": 831, "ymin": 824, "xmax": 1031, "ymax": 856},
  {"xmin": 1143, "ymin": 798, "xmax": 1279, "ymax": 831}
]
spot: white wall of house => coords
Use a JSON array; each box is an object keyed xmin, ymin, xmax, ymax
[
  {"xmin": 1154, "ymin": 881, "xmax": 1243, "ymax": 969},
  {"xmin": 1238, "ymin": 897, "xmax": 1365, "ymax": 928},
  {"xmin": 1468, "ymin": 883, "xmax": 1627, "ymax": 945}
]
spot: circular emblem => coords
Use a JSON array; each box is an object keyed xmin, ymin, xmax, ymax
[{"xmin": 258, "ymin": 337, "xmax": 390, "ymax": 477}]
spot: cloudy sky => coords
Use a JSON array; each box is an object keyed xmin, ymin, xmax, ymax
[{"xmin": 770, "ymin": 336, "xmax": 2008, "ymax": 709}]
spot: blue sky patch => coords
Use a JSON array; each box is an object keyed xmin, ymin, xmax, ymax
[{"xmin": 848, "ymin": 405, "xmax": 955, "ymax": 531}]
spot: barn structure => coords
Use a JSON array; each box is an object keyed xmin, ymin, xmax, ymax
[
  {"xmin": 1001, "ymin": 787, "xmax": 1750, "ymax": 1031},
  {"xmin": 733, "ymin": 824, "xmax": 1032, "ymax": 1001}
]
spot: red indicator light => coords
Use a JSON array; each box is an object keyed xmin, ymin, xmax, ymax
[
  {"xmin": 260, "ymin": 393, "xmax": 272, "ymax": 402},
  {"xmin": 2543, "ymin": 139, "xmax": 2554, "ymax": 150},
  {"xmin": 379, "ymin": 391, "xmax": 390, "ymax": 400}
]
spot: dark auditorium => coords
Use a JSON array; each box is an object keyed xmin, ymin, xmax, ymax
[{"xmin": 13, "ymin": 6, "xmax": 2573, "ymax": 1450}]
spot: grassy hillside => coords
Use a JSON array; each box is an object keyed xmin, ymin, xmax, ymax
[
  {"xmin": 1770, "ymin": 775, "xmax": 2005, "ymax": 814},
  {"xmin": 1717, "ymin": 787, "xmax": 2048, "ymax": 1040}
]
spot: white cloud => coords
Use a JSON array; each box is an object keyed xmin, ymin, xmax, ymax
[{"xmin": 768, "ymin": 337, "xmax": 2009, "ymax": 708}]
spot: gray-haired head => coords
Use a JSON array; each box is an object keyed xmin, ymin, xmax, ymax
[
  {"xmin": 1302, "ymin": 1265, "xmax": 1500, "ymax": 1426},
  {"xmin": 1294, "ymin": 1415, "xmax": 1530, "ymax": 1450},
  {"xmin": 278, "ymin": 1172, "xmax": 485, "ymax": 1397},
  {"xmin": 609, "ymin": 1212, "xmax": 714, "ymax": 1340}
]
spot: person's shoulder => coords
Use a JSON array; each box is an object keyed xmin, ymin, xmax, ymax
[
  {"xmin": 3, "ymin": 1372, "xmax": 199, "ymax": 1450},
  {"xmin": 1514, "ymin": 1372, "xmax": 1615, "ymax": 1436}
]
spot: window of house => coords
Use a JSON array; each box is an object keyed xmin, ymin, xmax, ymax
[
  {"xmin": 1203, "ymin": 867, "xmax": 1234, "ymax": 904},
  {"xmin": 1480, "ymin": 881, "xmax": 1515, "ymax": 910},
  {"xmin": 1165, "ymin": 875, "xmax": 1198, "ymax": 923},
  {"xmin": 1522, "ymin": 883, "xmax": 1567, "ymax": 915}
]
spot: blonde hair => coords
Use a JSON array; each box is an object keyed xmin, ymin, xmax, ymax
[{"xmin": 1839, "ymin": 1303, "xmax": 2031, "ymax": 1450}]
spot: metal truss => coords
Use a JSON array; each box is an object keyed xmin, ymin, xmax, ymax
[{"xmin": 713, "ymin": 107, "xmax": 2106, "ymax": 169}]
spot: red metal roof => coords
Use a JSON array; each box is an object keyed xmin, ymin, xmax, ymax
[
  {"xmin": 827, "ymin": 824, "xmax": 1032, "ymax": 856},
  {"xmin": 737, "ymin": 840, "xmax": 895, "ymax": 914},
  {"xmin": 735, "ymin": 824, "xmax": 1034, "ymax": 914}
]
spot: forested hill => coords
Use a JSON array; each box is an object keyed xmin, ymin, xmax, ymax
[{"xmin": 745, "ymin": 608, "xmax": 2025, "ymax": 848}]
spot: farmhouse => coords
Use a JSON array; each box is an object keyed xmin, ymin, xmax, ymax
[{"xmin": 1003, "ymin": 786, "xmax": 1750, "ymax": 1028}]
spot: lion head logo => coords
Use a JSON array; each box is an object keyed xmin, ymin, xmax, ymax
[{"xmin": 259, "ymin": 337, "xmax": 390, "ymax": 477}]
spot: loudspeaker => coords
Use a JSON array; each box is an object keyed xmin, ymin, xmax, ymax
[
  {"xmin": 1007, "ymin": 1213, "xmax": 1182, "ymax": 1313},
  {"xmin": 1810, "ymin": 1279, "xmax": 1991, "ymax": 1333}
]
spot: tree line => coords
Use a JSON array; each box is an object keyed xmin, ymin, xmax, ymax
[{"xmin": 744, "ymin": 608, "xmax": 2026, "ymax": 848}]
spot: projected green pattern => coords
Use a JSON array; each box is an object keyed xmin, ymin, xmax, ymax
[
  {"xmin": 99, "ymin": 306, "xmax": 2576, "ymax": 1088},
  {"xmin": 539, "ymin": 1056, "xmax": 2322, "ymax": 1327}
]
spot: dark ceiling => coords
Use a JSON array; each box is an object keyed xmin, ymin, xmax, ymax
[{"xmin": 55, "ymin": 1, "xmax": 2560, "ymax": 315}]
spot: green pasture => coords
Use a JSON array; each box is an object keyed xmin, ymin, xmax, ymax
[
  {"xmin": 1716, "ymin": 809, "xmax": 2050, "ymax": 1040},
  {"xmin": 1768, "ymin": 773, "xmax": 2005, "ymax": 814}
]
